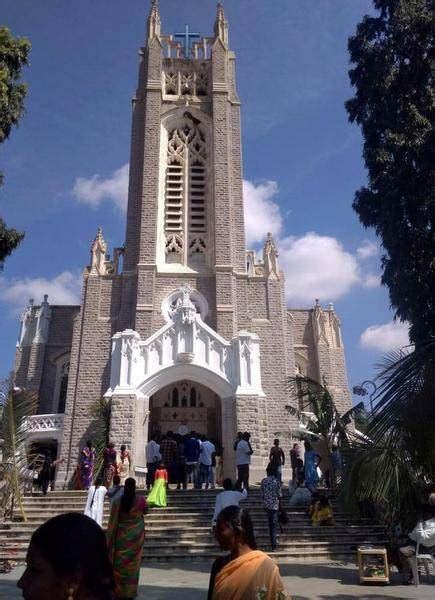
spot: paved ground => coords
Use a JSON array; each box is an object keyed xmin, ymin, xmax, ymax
[{"xmin": 1, "ymin": 561, "xmax": 431, "ymax": 599}]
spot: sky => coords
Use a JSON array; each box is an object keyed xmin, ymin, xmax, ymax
[{"xmin": 0, "ymin": 0, "xmax": 410, "ymax": 404}]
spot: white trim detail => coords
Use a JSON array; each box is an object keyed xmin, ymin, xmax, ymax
[{"xmin": 106, "ymin": 285, "xmax": 264, "ymax": 399}]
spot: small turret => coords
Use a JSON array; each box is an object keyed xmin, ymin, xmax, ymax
[
  {"xmin": 214, "ymin": 3, "xmax": 228, "ymax": 47},
  {"xmin": 146, "ymin": 0, "xmax": 161, "ymax": 42}
]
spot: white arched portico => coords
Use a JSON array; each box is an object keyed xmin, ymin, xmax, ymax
[{"xmin": 104, "ymin": 285, "xmax": 265, "ymax": 479}]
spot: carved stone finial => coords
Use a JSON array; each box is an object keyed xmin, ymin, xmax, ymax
[
  {"xmin": 214, "ymin": 2, "xmax": 228, "ymax": 46},
  {"xmin": 147, "ymin": 0, "xmax": 161, "ymax": 40},
  {"xmin": 314, "ymin": 298, "xmax": 320, "ymax": 308},
  {"xmin": 90, "ymin": 227, "xmax": 108, "ymax": 275},
  {"xmin": 263, "ymin": 232, "xmax": 279, "ymax": 280},
  {"xmin": 29, "ymin": 298, "xmax": 34, "ymax": 306},
  {"xmin": 329, "ymin": 302, "xmax": 334, "ymax": 312},
  {"xmin": 43, "ymin": 294, "xmax": 49, "ymax": 303}
]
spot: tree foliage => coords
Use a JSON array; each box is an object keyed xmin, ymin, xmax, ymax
[
  {"xmin": 346, "ymin": 0, "xmax": 434, "ymax": 344},
  {"xmin": 285, "ymin": 376, "xmax": 364, "ymax": 474},
  {"xmin": 0, "ymin": 26, "xmax": 30, "ymax": 265},
  {"xmin": 341, "ymin": 341, "xmax": 435, "ymax": 528},
  {"xmin": 0, "ymin": 386, "xmax": 37, "ymax": 521}
]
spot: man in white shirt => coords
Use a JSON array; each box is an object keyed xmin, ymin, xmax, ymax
[
  {"xmin": 199, "ymin": 435, "xmax": 215, "ymax": 489},
  {"xmin": 235, "ymin": 432, "xmax": 253, "ymax": 491},
  {"xmin": 399, "ymin": 494, "xmax": 435, "ymax": 584},
  {"xmin": 145, "ymin": 434, "xmax": 161, "ymax": 490},
  {"xmin": 212, "ymin": 478, "xmax": 248, "ymax": 527}
]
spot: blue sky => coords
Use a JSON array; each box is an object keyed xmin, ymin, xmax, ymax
[{"xmin": 0, "ymin": 0, "xmax": 409, "ymax": 402}]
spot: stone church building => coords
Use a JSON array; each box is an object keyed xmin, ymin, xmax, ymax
[{"xmin": 13, "ymin": 3, "xmax": 351, "ymax": 486}]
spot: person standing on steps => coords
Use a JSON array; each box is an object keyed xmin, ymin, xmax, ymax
[
  {"xmin": 304, "ymin": 440, "xmax": 321, "ymax": 493},
  {"xmin": 235, "ymin": 432, "xmax": 253, "ymax": 492},
  {"xmin": 233, "ymin": 431, "xmax": 243, "ymax": 451},
  {"xmin": 147, "ymin": 462, "xmax": 168, "ymax": 507},
  {"xmin": 184, "ymin": 431, "xmax": 201, "ymax": 489},
  {"xmin": 199, "ymin": 435, "xmax": 216, "ymax": 490},
  {"xmin": 39, "ymin": 451, "xmax": 64, "ymax": 495},
  {"xmin": 79, "ymin": 440, "xmax": 96, "ymax": 490},
  {"xmin": 84, "ymin": 477, "xmax": 107, "ymax": 526},
  {"xmin": 116, "ymin": 444, "xmax": 132, "ymax": 485},
  {"xmin": 145, "ymin": 434, "xmax": 161, "ymax": 490},
  {"xmin": 269, "ymin": 438, "xmax": 285, "ymax": 484},
  {"xmin": 106, "ymin": 474, "xmax": 123, "ymax": 507},
  {"xmin": 159, "ymin": 431, "xmax": 178, "ymax": 487},
  {"xmin": 261, "ymin": 465, "xmax": 282, "ymax": 552},
  {"xmin": 289, "ymin": 443, "xmax": 300, "ymax": 487},
  {"xmin": 102, "ymin": 442, "xmax": 118, "ymax": 488}
]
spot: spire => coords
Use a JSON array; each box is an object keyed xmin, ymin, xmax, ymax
[
  {"xmin": 214, "ymin": 3, "xmax": 228, "ymax": 46},
  {"xmin": 146, "ymin": 0, "xmax": 161, "ymax": 41}
]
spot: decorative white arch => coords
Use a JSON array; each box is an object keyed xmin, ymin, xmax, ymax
[{"xmin": 105, "ymin": 285, "xmax": 264, "ymax": 400}]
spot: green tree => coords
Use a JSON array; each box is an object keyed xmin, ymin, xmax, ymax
[
  {"xmin": 346, "ymin": 0, "xmax": 434, "ymax": 344},
  {"xmin": 0, "ymin": 26, "xmax": 30, "ymax": 265},
  {"xmin": 285, "ymin": 376, "xmax": 364, "ymax": 476},
  {"xmin": 0, "ymin": 385, "xmax": 37, "ymax": 521},
  {"xmin": 341, "ymin": 341, "xmax": 435, "ymax": 528}
]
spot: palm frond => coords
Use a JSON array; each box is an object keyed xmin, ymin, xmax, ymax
[
  {"xmin": 89, "ymin": 398, "xmax": 111, "ymax": 479},
  {"xmin": 341, "ymin": 340, "xmax": 435, "ymax": 526},
  {"xmin": 0, "ymin": 387, "xmax": 38, "ymax": 521}
]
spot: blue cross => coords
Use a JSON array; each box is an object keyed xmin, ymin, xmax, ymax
[{"xmin": 174, "ymin": 24, "xmax": 200, "ymax": 58}]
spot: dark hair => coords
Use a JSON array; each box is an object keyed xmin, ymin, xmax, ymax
[
  {"xmin": 311, "ymin": 492, "xmax": 320, "ymax": 503},
  {"xmin": 31, "ymin": 513, "xmax": 114, "ymax": 599},
  {"xmin": 112, "ymin": 475, "xmax": 121, "ymax": 486},
  {"xmin": 223, "ymin": 478, "xmax": 233, "ymax": 490},
  {"xmin": 166, "ymin": 430, "xmax": 173, "ymax": 438},
  {"xmin": 266, "ymin": 464, "xmax": 276, "ymax": 477},
  {"xmin": 121, "ymin": 477, "xmax": 136, "ymax": 513},
  {"xmin": 304, "ymin": 440, "xmax": 312, "ymax": 451},
  {"xmin": 120, "ymin": 444, "xmax": 126, "ymax": 452},
  {"xmin": 95, "ymin": 477, "xmax": 103, "ymax": 487},
  {"xmin": 217, "ymin": 506, "xmax": 257, "ymax": 550},
  {"xmin": 274, "ymin": 438, "xmax": 279, "ymax": 445},
  {"xmin": 86, "ymin": 440, "xmax": 92, "ymax": 448},
  {"xmin": 319, "ymin": 494, "xmax": 330, "ymax": 507}
]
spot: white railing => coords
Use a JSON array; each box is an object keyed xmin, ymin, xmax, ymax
[{"xmin": 24, "ymin": 413, "xmax": 64, "ymax": 437}]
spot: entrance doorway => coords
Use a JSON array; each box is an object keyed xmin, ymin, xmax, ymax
[{"xmin": 149, "ymin": 380, "xmax": 222, "ymax": 447}]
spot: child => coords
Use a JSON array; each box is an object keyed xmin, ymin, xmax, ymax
[
  {"xmin": 147, "ymin": 462, "xmax": 168, "ymax": 507},
  {"xmin": 312, "ymin": 494, "xmax": 334, "ymax": 526},
  {"xmin": 308, "ymin": 491, "xmax": 320, "ymax": 519}
]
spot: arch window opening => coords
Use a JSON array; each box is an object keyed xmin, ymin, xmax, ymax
[{"xmin": 163, "ymin": 115, "xmax": 208, "ymax": 267}]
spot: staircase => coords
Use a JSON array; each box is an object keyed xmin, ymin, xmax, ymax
[{"xmin": 0, "ymin": 488, "xmax": 387, "ymax": 563}]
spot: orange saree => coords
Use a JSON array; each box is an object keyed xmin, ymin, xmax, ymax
[{"xmin": 212, "ymin": 550, "xmax": 291, "ymax": 600}]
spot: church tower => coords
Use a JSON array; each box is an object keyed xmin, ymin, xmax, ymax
[{"xmin": 13, "ymin": 2, "xmax": 352, "ymax": 487}]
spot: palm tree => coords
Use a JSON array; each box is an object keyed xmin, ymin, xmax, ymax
[
  {"xmin": 0, "ymin": 385, "xmax": 37, "ymax": 521},
  {"xmin": 341, "ymin": 339, "xmax": 435, "ymax": 528},
  {"xmin": 89, "ymin": 397, "xmax": 111, "ymax": 480},
  {"xmin": 285, "ymin": 375, "xmax": 364, "ymax": 478}
]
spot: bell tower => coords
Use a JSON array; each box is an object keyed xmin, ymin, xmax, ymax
[{"xmin": 120, "ymin": 1, "xmax": 246, "ymax": 340}]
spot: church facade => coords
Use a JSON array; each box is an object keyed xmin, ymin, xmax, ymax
[{"xmin": 13, "ymin": 3, "xmax": 352, "ymax": 486}]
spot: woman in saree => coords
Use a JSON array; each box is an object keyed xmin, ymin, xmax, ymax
[
  {"xmin": 107, "ymin": 477, "xmax": 147, "ymax": 599},
  {"xmin": 146, "ymin": 462, "xmax": 168, "ymax": 507},
  {"xmin": 208, "ymin": 506, "xmax": 290, "ymax": 600},
  {"xmin": 80, "ymin": 440, "xmax": 96, "ymax": 490},
  {"xmin": 116, "ymin": 444, "xmax": 132, "ymax": 485}
]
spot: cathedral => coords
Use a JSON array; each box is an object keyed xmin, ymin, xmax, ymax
[{"xmin": 13, "ymin": 2, "xmax": 352, "ymax": 486}]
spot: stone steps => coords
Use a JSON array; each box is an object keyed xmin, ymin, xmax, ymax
[{"xmin": 0, "ymin": 489, "xmax": 387, "ymax": 563}]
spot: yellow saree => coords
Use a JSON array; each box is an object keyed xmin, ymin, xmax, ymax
[{"xmin": 212, "ymin": 550, "xmax": 291, "ymax": 600}]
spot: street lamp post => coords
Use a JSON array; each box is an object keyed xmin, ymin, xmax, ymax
[{"xmin": 352, "ymin": 380, "xmax": 377, "ymax": 415}]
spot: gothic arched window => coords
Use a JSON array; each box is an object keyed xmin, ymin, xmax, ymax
[
  {"xmin": 172, "ymin": 388, "xmax": 179, "ymax": 407},
  {"xmin": 164, "ymin": 114, "xmax": 207, "ymax": 267},
  {"xmin": 53, "ymin": 354, "xmax": 70, "ymax": 413},
  {"xmin": 190, "ymin": 387, "xmax": 197, "ymax": 407}
]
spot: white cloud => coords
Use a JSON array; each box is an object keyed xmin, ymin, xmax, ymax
[
  {"xmin": 360, "ymin": 320, "xmax": 410, "ymax": 352},
  {"xmin": 0, "ymin": 271, "xmax": 82, "ymax": 314},
  {"xmin": 362, "ymin": 273, "xmax": 381, "ymax": 288},
  {"xmin": 357, "ymin": 239, "xmax": 378, "ymax": 260},
  {"xmin": 73, "ymin": 163, "xmax": 129, "ymax": 212},
  {"xmin": 279, "ymin": 232, "xmax": 361, "ymax": 305},
  {"xmin": 243, "ymin": 180, "xmax": 282, "ymax": 246}
]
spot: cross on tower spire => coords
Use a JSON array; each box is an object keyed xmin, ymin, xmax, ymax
[{"xmin": 174, "ymin": 24, "xmax": 200, "ymax": 58}]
